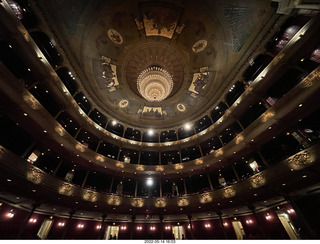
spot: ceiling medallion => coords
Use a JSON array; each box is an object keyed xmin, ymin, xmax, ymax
[{"xmin": 137, "ymin": 66, "xmax": 173, "ymax": 102}]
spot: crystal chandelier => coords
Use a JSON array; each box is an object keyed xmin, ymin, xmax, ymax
[{"xmin": 137, "ymin": 66, "xmax": 173, "ymax": 102}]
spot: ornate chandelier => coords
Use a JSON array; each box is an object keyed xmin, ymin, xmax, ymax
[{"xmin": 137, "ymin": 66, "xmax": 173, "ymax": 102}]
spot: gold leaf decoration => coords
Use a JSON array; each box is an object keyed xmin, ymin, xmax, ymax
[
  {"xmin": 177, "ymin": 197, "xmax": 189, "ymax": 207},
  {"xmin": 55, "ymin": 125, "xmax": 65, "ymax": 136},
  {"xmin": 200, "ymin": 192, "xmax": 212, "ymax": 204},
  {"xmin": 95, "ymin": 155, "xmax": 105, "ymax": 162},
  {"xmin": 155, "ymin": 166, "xmax": 164, "ymax": 171},
  {"xmin": 174, "ymin": 164, "xmax": 183, "ymax": 170},
  {"xmin": 136, "ymin": 165, "xmax": 145, "ymax": 171},
  {"xmin": 116, "ymin": 162, "xmax": 124, "ymax": 168},
  {"xmin": 26, "ymin": 168, "xmax": 44, "ymax": 184},
  {"xmin": 223, "ymin": 186, "xmax": 236, "ymax": 198},
  {"xmin": 261, "ymin": 110, "xmax": 275, "ymax": 123},
  {"xmin": 154, "ymin": 198, "xmax": 166, "ymax": 208},
  {"xmin": 83, "ymin": 190, "xmax": 97, "ymax": 202},
  {"xmin": 301, "ymin": 70, "xmax": 319, "ymax": 88},
  {"xmin": 195, "ymin": 159, "xmax": 203, "ymax": 165},
  {"xmin": 75, "ymin": 143, "xmax": 86, "ymax": 152},
  {"xmin": 235, "ymin": 135, "xmax": 244, "ymax": 144},
  {"xmin": 23, "ymin": 93, "xmax": 40, "ymax": 110},
  {"xmin": 288, "ymin": 152, "xmax": 311, "ymax": 170},
  {"xmin": 108, "ymin": 195, "xmax": 121, "ymax": 206},
  {"xmin": 58, "ymin": 183, "xmax": 74, "ymax": 196},
  {"xmin": 250, "ymin": 173, "xmax": 266, "ymax": 188},
  {"xmin": 131, "ymin": 198, "xmax": 144, "ymax": 207}
]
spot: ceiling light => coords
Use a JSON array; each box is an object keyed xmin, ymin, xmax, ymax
[
  {"xmin": 148, "ymin": 129, "xmax": 154, "ymax": 136},
  {"xmin": 146, "ymin": 178, "xmax": 153, "ymax": 186},
  {"xmin": 112, "ymin": 120, "xmax": 117, "ymax": 126},
  {"xmin": 137, "ymin": 66, "xmax": 173, "ymax": 102},
  {"xmin": 184, "ymin": 123, "xmax": 192, "ymax": 130}
]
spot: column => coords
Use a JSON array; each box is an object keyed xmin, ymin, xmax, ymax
[
  {"xmin": 231, "ymin": 165, "xmax": 240, "ymax": 181},
  {"xmin": 198, "ymin": 145, "xmax": 203, "ymax": 157},
  {"xmin": 21, "ymin": 142, "xmax": 37, "ymax": 159},
  {"xmin": 283, "ymin": 194, "xmax": 317, "ymax": 239},
  {"xmin": 17, "ymin": 202, "xmax": 41, "ymax": 238},
  {"xmin": 130, "ymin": 215, "xmax": 136, "ymax": 240},
  {"xmin": 99, "ymin": 213, "xmax": 108, "ymax": 240},
  {"xmin": 159, "ymin": 215, "xmax": 164, "ymax": 240},
  {"xmin": 218, "ymin": 132, "xmax": 224, "ymax": 146},
  {"xmin": 138, "ymin": 150, "xmax": 141, "ymax": 164},
  {"xmin": 134, "ymin": 180, "xmax": 138, "ymax": 197},
  {"xmin": 53, "ymin": 159, "xmax": 63, "ymax": 176},
  {"xmin": 54, "ymin": 109, "xmax": 63, "ymax": 119},
  {"xmin": 183, "ymin": 179, "xmax": 187, "ymax": 195},
  {"xmin": 117, "ymin": 148, "xmax": 122, "ymax": 161},
  {"xmin": 61, "ymin": 209, "xmax": 76, "ymax": 239},
  {"xmin": 248, "ymin": 205, "xmax": 266, "ymax": 239},
  {"xmin": 187, "ymin": 214, "xmax": 194, "ymax": 240},
  {"xmin": 96, "ymin": 140, "xmax": 102, "ymax": 153},
  {"xmin": 216, "ymin": 210, "xmax": 228, "ymax": 239},
  {"xmin": 109, "ymin": 177, "xmax": 114, "ymax": 193},
  {"xmin": 81, "ymin": 171, "xmax": 90, "ymax": 188},
  {"xmin": 256, "ymin": 150, "xmax": 270, "ymax": 167},
  {"xmin": 160, "ymin": 180, "xmax": 163, "ymax": 198},
  {"xmin": 206, "ymin": 174, "xmax": 213, "ymax": 190},
  {"xmin": 74, "ymin": 127, "xmax": 82, "ymax": 138}
]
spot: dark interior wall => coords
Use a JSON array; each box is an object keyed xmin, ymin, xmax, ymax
[{"xmin": 0, "ymin": 202, "xmax": 312, "ymax": 239}]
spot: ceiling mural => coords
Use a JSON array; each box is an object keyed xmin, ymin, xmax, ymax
[
  {"xmin": 37, "ymin": 0, "xmax": 275, "ymax": 128},
  {"xmin": 92, "ymin": 56, "xmax": 119, "ymax": 92},
  {"xmin": 141, "ymin": 3, "xmax": 183, "ymax": 39}
]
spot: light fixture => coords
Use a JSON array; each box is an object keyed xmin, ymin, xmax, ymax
[
  {"xmin": 137, "ymin": 66, "xmax": 173, "ymax": 102},
  {"xmin": 184, "ymin": 123, "xmax": 192, "ymax": 130},
  {"xmin": 29, "ymin": 218, "xmax": 37, "ymax": 223},
  {"xmin": 146, "ymin": 178, "xmax": 153, "ymax": 186},
  {"xmin": 147, "ymin": 129, "xmax": 154, "ymax": 136}
]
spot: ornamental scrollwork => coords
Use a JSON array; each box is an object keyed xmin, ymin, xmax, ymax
[
  {"xmin": 107, "ymin": 195, "xmax": 121, "ymax": 206},
  {"xmin": 26, "ymin": 168, "xmax": 44, "ymax": 184},
  {"xmin": 131, "ymin": 198, "xmax": 144, "ymax": 207},
  {"xmin": 288, "ymin": 152, "xmax": 311, "ymax": 170},
  {"xmin": 58, "ymin": 182, "xmax": 74, "ymax": 196},
  {"xmin": 200, "ymin": 192, "xmax": 213, "ymax": 204},
  {"xmin": 250, "ymin": 173, "xmax": 266, "ymax": 188},
  {"xmin": 154, "ymin": 198, "xmax": 166, "ymax": 208},
  {"xmin": 223, "ymin": 186, "xmax": 236, "ymax": 198},
  {"xmin": 177, "ymin": 197, "xmax": 189, "ymax": 207},
  {"xmin": 83, "ymin": 190, "xmax": 97, "ymax": 202}
]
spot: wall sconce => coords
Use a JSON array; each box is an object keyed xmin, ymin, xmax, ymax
[
  {"xmin": 265, "ymin": 213, "xmax": 272, "ymax": 220},
  {"xmin": 137, "ymin": 226, "xmax": 142, "ymax": 231},
  {"xmin": 246, "ymin": 219, "xmax": 253, "ymax": 224},
  {"xmin": 77, "ymin": 224, "xmax": 85, "ymax": 229},
  {"xmin": 58, "ymin": 222, "xmax": 65, "ymax": 227},
  {"xmin": 29, "ymin": 218, "xmax": 37, "ymax": 223},
  {"xmin": 287, "ymin": 209, "xmax": 295, "ymax": 214},
  {"xmin": 150, "ymin": 226, "xmax": 156, "ymax": 231},
  {"xmin": 204, "ymin": 223, "xmax": 211, "ymax": 228}
]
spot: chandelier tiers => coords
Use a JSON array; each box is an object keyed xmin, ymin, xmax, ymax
[{"xmin": 137, "ymin": 66, "xmax": 173, "ymax": 102}]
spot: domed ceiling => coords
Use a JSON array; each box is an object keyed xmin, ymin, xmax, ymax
[{"xmin": 37, "ymin": 0, "xmax": 274, "ymax": 129}]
